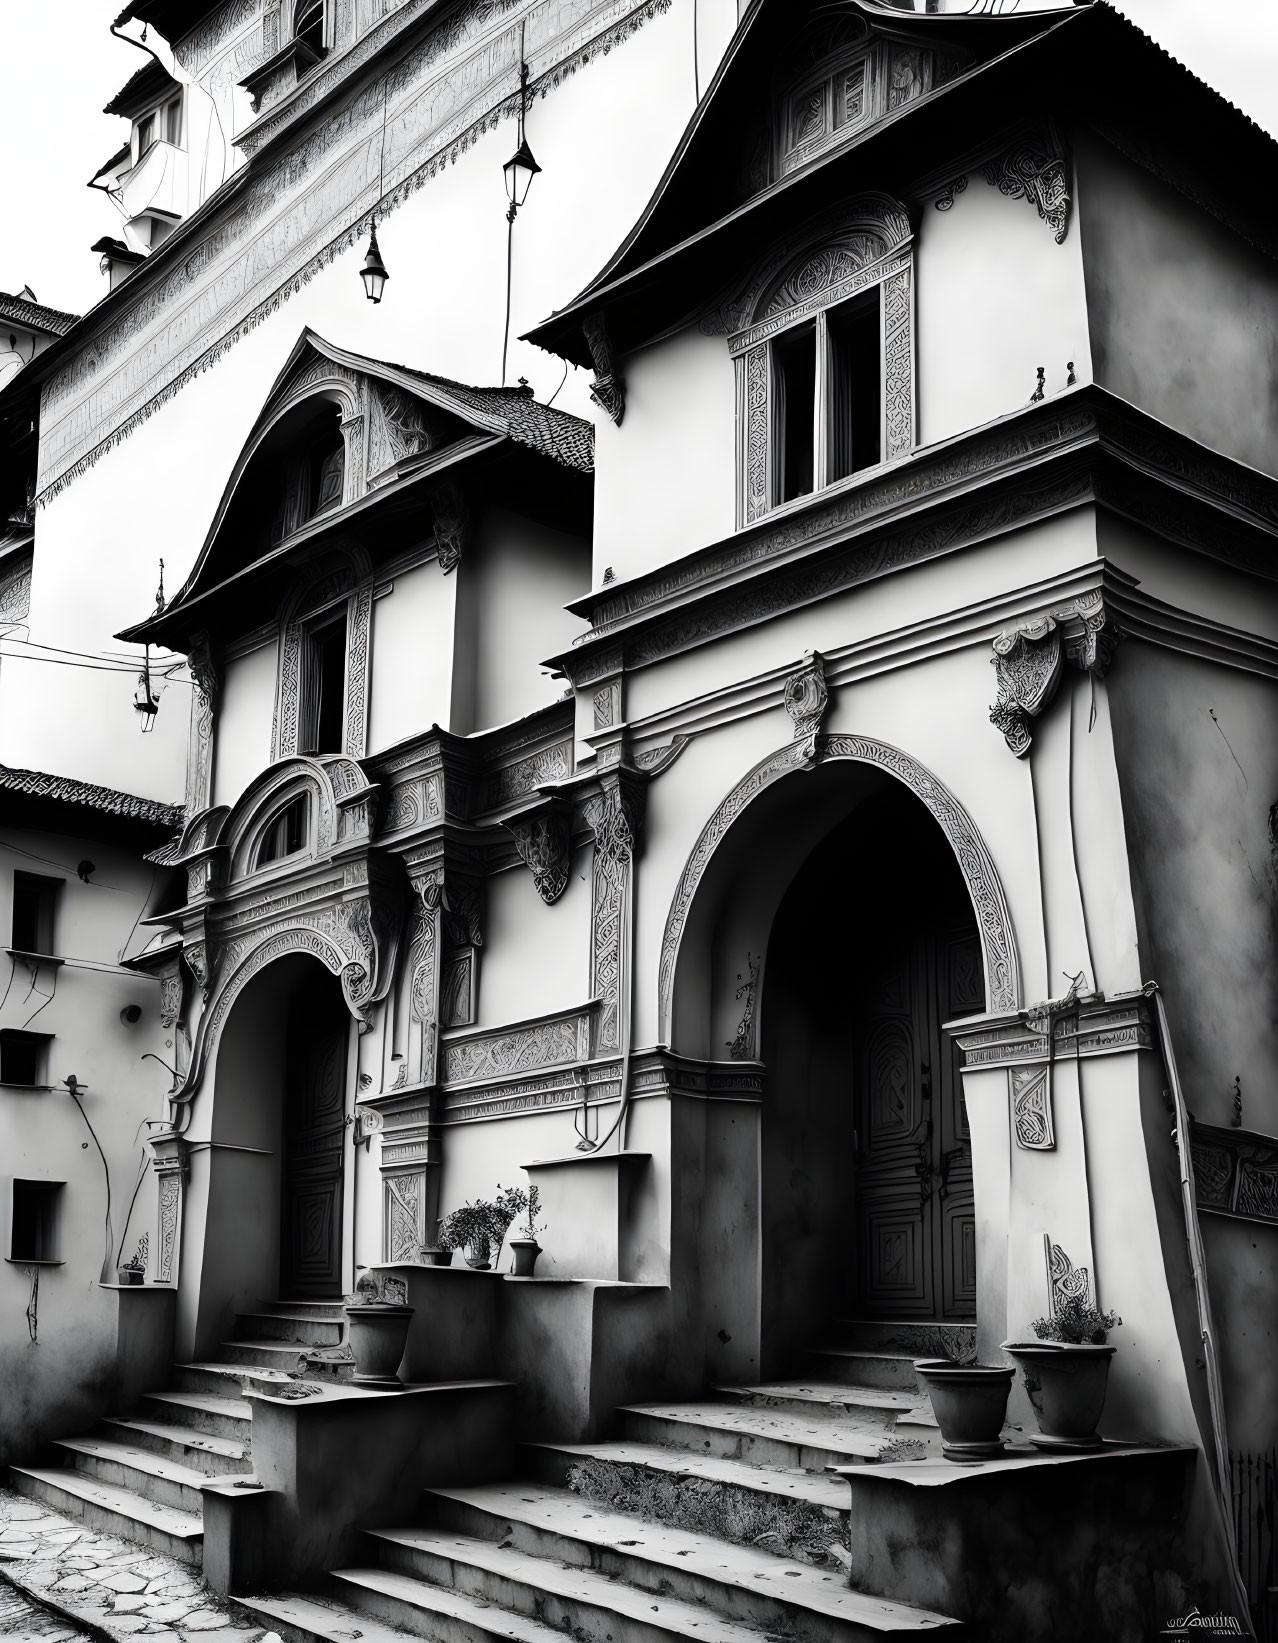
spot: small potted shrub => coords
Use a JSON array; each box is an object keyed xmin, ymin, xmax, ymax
[
  {"xmin": 343, "ymin": 1269, "xmax": 414, "ymax": 1388},
  {"xmin": 421, "ymin": 1218, "xmax": 456, "ymax": 1267},
  {"xmin": 117, "ymin": 1234, "xmax": 148, "ymax": 1286},
  {"xmin": 507, "ymin": 1185, "xmax": 544, "ymax": 1277},
  {"xmin": 438, "ymin": 1202, "xmax": 495, "ymax": 1269},
  {"xmin": 914, "ymin": 1353, "xmax": 1016, "ymax": 1462},
  {"xmin": 1004, "ymin": 1295, "xmax": 1121, "ymax": 1450}
]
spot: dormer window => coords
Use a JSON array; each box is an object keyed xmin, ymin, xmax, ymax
[
  {"xmin": 256, "ymin": 794, "xmax": 310, "ymax": 867},
  {"xmin": 293, "ymin": 0, "xmax": 327, "ymax": 59},
  {"xmin": 783, "ymin": 51, "xmax": 871, "ymax": 174},
  {"xmin": 136, "ymin": 94, "xmax": 181, "ymax": 161}
]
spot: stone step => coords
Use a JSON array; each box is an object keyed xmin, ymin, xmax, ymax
[
  {"xmin": 272, "ymin": 1298, "xmax": 348, "ymax": 1319},
  {"xmin": 798, "ymin": 1349, "xmax": 923, "ymax": 1392},
  {"xmin": 235, "ymin": 1310, "xmax": 346, "ymax": 1347},
  {"xmin": 339, "ymin": 1559, "xmax": 777, "ymax": 1643},
  {"xmin": 233, "ymin": 1587, "xmax": 429, "ymax": 1643},
  {"xmin": 99, "ymin": 1416, "xmax": 250, "ymax": 1475},
  {"xmin": 173, "ymin": 1359, "xmax": 306, "ymax": 1398},
  {"xmin": 827, "ymin": 1322, "xmax": 977, "ymax": 1357},
  {"xmin": 216, "ymin": 1339, "xmax": 316, "ymax": 1371},
  {"xmin": 524, "ymin": 1437, "xmax": 851, "ymax": 1527},
  {"xmin": 406, "ymin": 1486, "xmax": 959, "ymax": 1641},
  {"xmin": 49, "ymin": 1436, "xmax": 220, "ymax": 1515},
  {"xmin": 141, "ymin": 1389, "xmax": 253, "ymax": 1441},
  {"xmin": 7, "ymin": 1465, "xmax": 203, "ymax": 1564},
  {"xmin": 618, "ymin": 1401, "xmax": 890, "ymax": 1470},
  {"xmin": 715, "ymin": 1380, "xmax": 922, "ymax": 1426}
]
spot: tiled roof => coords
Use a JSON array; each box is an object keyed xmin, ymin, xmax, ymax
[
  {"xmin": 142, "ymin": 833, "xmax": 184, "ymax": 865},
  {"xmin": 0, "ymin": 292, "xmax": 79, "ymax": 338},
  {"xmin": 0, "ymin": 765, "xmax": 182, "ymax": 832},
  {"xmin": 104, "ymin": 58, "xmax": 179, "ymax": 118},
  {"xmin": 394, "ymin": 365, "xmax": 595, "ymax": 473}
]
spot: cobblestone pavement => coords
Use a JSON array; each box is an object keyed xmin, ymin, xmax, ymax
[{"xmin": 0, "ymin": 1490, "xmax": 276, "ymax": 1643}]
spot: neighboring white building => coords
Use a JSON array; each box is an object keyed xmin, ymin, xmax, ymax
[
  {"xmin": 0, "ymin": 289, "xmax": 77, "ymax": 393},
  {"xmin": 1, "ymin": 3, "xmax": 1275, "ymax": 1641}
]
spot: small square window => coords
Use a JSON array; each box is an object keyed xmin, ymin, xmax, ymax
[
  {"xmin": 11, "ymin": 871, "xmax": 61, "ymax": 956},
  {"xmin": 0, "ymin": 1031, "xmax": 52, "ymax": 1087},
  {"xmin": 10, "ymin": 1180, "xmax": 63, "ymax": 1262}
]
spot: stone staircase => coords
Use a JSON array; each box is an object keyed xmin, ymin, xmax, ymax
[
  {"xmin": 232, "ymin": 1321, "xmax": 966, "ymax": 1643},
  {"xmin": 7, "ymin": 1299, "xmax": 349, "ymax": 1563}
]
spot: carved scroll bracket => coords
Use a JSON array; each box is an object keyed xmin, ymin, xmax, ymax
[
  {"xmin": 583, "ymin": 312, "xmax": 626, "ymax": 427},
  {"xmin": 502, "ymin": 797, "xmax": 574, "ymax": 905},
  {"xmin": 980, "ymin": 123, "xmax": 1071, "ymax": 245},
  {"xmin": 989, "ymin": 592, "xmax": 1122, "ymax": 756},
  {"xmin": 429, "ymin": 479, "xmax": 469, "ymax": 574},
  {"xmin": 783, "ymin": 650, "xmax": 831, "ymax": 767}
]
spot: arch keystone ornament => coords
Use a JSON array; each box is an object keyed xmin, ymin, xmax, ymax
[
  {"xmin": 783, "ymin": 651, "xmax": 830, "ymax": 766},
  {"xmin": 659, "ymin": 736, "xmax": 1020, "ymax": 1043}
]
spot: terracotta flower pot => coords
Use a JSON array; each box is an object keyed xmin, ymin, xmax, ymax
[
  {"xmin": 343, "ymin": 1303, "xmax": 414, "ymax": 1388},
  {"xmin": 1003, "ymin": 1341, "xmax": 1115, "ymax": 1450},
  {"xmin": 508, "ymin": 1237, "xmax": 541, "ymax": 1277},
  {"xmin": 423, "ymin": 1247, "xmax": 454, "ymax": 1267},
  {"xmin": 914, "ymin": 1359, "xmax": 1015, "ymax": 1462}
]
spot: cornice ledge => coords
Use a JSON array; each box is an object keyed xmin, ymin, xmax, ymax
[{"xmin": 944, "ymin": 988, "xmax": 1155, "ymax": 1071}]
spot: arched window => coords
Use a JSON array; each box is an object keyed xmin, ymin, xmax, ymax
[
  {"xmin": 256, "ymin": 794, "xmax": 310, "ymax": 867},
  {"xmin": 293, "ymin": 0, "xmax": 326, "ymax": 60}
]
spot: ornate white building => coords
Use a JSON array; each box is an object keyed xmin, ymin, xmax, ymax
[{"xmin": 1, "ymin": 1, "xmax": 1275, "ymax": 1638}]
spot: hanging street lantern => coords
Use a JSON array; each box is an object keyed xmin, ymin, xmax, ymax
[
  {"xmin": 360, "ymin": 221, "xmax": 390, "ymax": 303},
  {"xmin": 503, "ymin": 136, "xmax": 541, "ymax": 214}
]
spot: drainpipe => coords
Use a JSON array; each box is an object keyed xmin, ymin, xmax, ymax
[{"xmin": 1145, "ymin": 981, "xmax": 1251, "ymax": 1629}]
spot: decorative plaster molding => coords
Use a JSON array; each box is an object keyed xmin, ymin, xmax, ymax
[
  {"xmin": 1044, "ymin": 1234, "xmax": 1093, "ymax": 1315},
  {"xmin": 1011, "ymin": 1065, "xmax": 1054, "ymax": 1151},
  {"xmin": 980, "ymin": 124, "xmax": 1071, "ymax": 245},
  {"xmin": 440, "ymin": 1003, "xmax": 594, "ymax": 1087},
  {"xmin": 1191, "ymin": 1122, "xmax": 1278, "ymax": 1227},
  {"xmin": 502, "ymin": 800, "xmax": 573, "ymax": 904},
  {"xmin": 583, "ymin": 313, "xmax": 625, "ymax": 427},
  {"xmin": 989, "ymin": 591, "xmax": 1122, "ymax": 756},
  {"xmin": 726, "ymin": 953, "xmax": 759, "ymax": 1062},
  {"xmin": 430, "ymin": 479, "xmax": 469, "ymax": 574},
  {"xmin": 658, "ymin": 736, "xmax": 1020, "ymax": 1046},
  {"xmin": 783, "ymin": 650, "xmax": 830, "ymax": 766},
  {"xmin": 185, "ymin": 630, "xmax": 219, "ymax": 815},
  {"xmin": 947, "ymin": 991, "xmax": 1155, "ymax": 1073}
]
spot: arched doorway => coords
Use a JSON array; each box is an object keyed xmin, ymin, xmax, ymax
[
  {"xmin": 761, "ymin": 783, "xmax": 984, "ymax": 1364},
  {"xmin": 194, "ymin": 955, "xmax": 353, "ymax": 1349},
  {"xmin": 661, "ymin": 738, "xmax": 1013, "ymax": 1382}
]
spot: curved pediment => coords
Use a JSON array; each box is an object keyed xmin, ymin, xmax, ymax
[{"xmin": 119, "ymin": 329, "xmax": 591, "ymax": 652}]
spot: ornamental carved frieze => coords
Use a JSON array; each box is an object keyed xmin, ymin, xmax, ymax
[
  {"xmin": 981, "ymin": 124, "xmax": 1071, "ymax": 245},
  {"xmin": 185, "ymin": 630, "xmax": 220, "ymax": 815},
  {"xmin": 367, "ymin": 385, "xmax": 438, "ymax": 479},
  {"xmin": 783, "ymin": 650, "xmax": 830, "ymax": 766},
  {"xmin": 989, "ymin": 591, "xmax": 1122, "ymax": 756},
  {"xmin": 583, "ymin": 312, "xmax": 625, "ymax": 427},
  {"xmin": 502, "ymin": 799, "xmax": 573, "ymax": 905},
  {"xmin": 1191, "ymin": 1120, "xmax": 1278, "ymax": 1227},
  {"xmin": 584, "ymin": 769, "xmax": 648, "ymax": 1054}
]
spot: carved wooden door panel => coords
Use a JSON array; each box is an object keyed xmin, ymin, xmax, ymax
[
  {"xmin": 280, "ymin": 1000, "xmax": 347, "ymax": 1299},
  {"xmin": 852, "ymin": 921, "xmax": 980, "ymax": 1320}
]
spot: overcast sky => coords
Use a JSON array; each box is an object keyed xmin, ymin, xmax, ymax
[{"xmin": 3, "ymin": 0, "xmax": 1278, "ymax": 318}]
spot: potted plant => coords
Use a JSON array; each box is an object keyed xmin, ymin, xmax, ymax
[
  {"xmin": 421, "ymin": 1218, "xmax": 456, "ymax": 1267},
  {"xmin": 1004, "ymin": 1295, "xmax": 1121, "ymax": 1451},
  {"xmin": 343, "ymin": 1269, "xmax": 414, "ymax": 1388},
  {"xmin": 507, "ymin": 1185, "xmax": 544, "ymax": 1277},
  {"xmin": 438, "ymin": 1187, "xmax": 527, "ymax": 1271},
  {"xmin": 117, "ymin": 1234, "xmax": 148, "ymax": 1286},
  {"xmin": 913, "ymin": 1356, "xmax": 1016, "ymax": 1462}
]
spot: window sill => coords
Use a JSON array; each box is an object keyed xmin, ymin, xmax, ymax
[
  {"xmin": 5, "ymin": 950, "xmax": 65, "ymax": 969},
  {"xmin": 0, "ymin": 1083, "xmax": 53, "ymax": 1093},
  {"xmin": 5, "ymin": 1257, "xmax": 64, "ymax": 1266}
]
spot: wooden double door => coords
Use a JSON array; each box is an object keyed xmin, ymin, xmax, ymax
[
  {"xmin": 851, "ymin": 918, "xmax": 983, "ymax": 1320},
  {"xmin": 280, "ymin": 995, "xmax": 348, "ymax": 1299}
]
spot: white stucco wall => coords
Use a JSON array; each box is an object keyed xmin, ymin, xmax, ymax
[
  {"xmin": 367, "ymin": 558, "xmax": 460, "ymax": 752},
  {"xmin": 5, "ymin": 0, "xmax": 738, "ymax": 802},
  {"xmin": 0, "ymin": 828, "xmax": 171, "ymax": 1463},
  {"xmin": 211, "ymin": 635, "xmax": 278, "ymax": 809}
]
